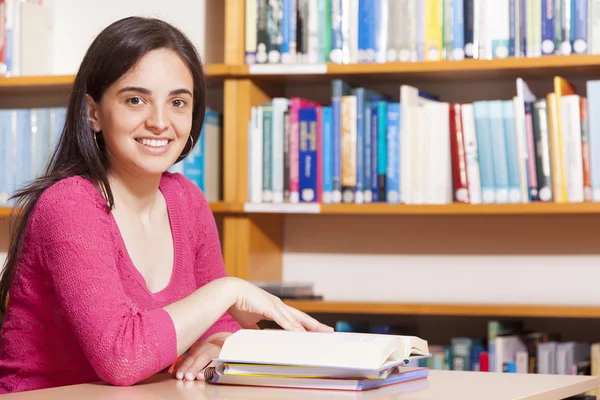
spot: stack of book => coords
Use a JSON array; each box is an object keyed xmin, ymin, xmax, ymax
[{"xmin": 203, "ymin": 329, "xmax": 431, "ymax": 392}]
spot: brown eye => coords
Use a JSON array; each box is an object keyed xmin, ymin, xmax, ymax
[
  {"xmin": 127, "ymin": 97, "xmax": 143, "ymax": 106},
  {"xmin": 172, "ymin": 99, "xmax": 186, "ymax": 108}
]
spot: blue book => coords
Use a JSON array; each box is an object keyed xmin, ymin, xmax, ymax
[
  {"xmin": 386, "ymin": 102, "xmax": 401, "ymax": 203},
  {"xmin": 488, "ymin": 100, "xmax": 510, "ymax": 203},
  {"xmin": 299, "ymin": 107, "xmax": 319, "ymax": 202},
  {"xmin": 321, "ymin": 106, "xmax": 333, "ymax": 203},
  {"xmin": 473, "ymin": 101, "xmax": 496, "ymax": 203}
]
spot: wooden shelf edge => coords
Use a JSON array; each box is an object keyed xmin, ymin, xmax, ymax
[
  {"xmin": 283, "ymin": 300, "xmax": 600, "ymax": 319},
  {"xmin": 240, "ymin": 202, "xmax": 600, "ymax": 215},
  {"xmin": 233, "ymin": 54, "xmax": 600, "ymax": 79},
  {"xmin": 326, "ymin": 54, "xmax": 600, "ymax": 75},
  {"xmin": 1, "ymin": 203, "xmax": 239, "ymax": 218},
  {"xmin": 0, "ymin": 64, "xmax": 237, "ymax": 89},
  {"xmin": 320, "ymin": 202, "xmax": 600, "ymax": 215}
]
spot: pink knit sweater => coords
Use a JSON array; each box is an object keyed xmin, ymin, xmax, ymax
[{"xmin": 0, "ymin": 172, "xmax": 242, "ymax": 393}]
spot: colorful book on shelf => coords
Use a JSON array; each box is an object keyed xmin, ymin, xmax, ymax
[{"xmin": 205, "ymin": 329, "xmax": 431, "ymax": 391}]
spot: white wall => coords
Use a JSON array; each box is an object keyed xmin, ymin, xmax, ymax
[
  {"xmin": 49, "ymin": 0, "xmax": 218, "ymax": 75},
  {"xmin": 282, "ymin": 214, "xmax": 600, "ymax": 306}
]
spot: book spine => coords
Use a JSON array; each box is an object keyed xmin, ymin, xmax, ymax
[
  {"xmin": 524, "ymin": 101, "xmax": 539, "ymax": 200},
  {"xmin": 509, "ymin": 0, "xmax": 516, "ymax": 56},
  {"xmin": 502, "ymin": 100, "xmax": 522, "ymax": 203},
  {"xmin": 283, "ymin": 109, "xmax": 291, "ymax": 201},
  {"xmin": 574, "ymin": 0, "xmax": 588, "ymax": 53},
  {"xmin": 256, "ymin": 0, "xmax": 269, "ymax": 63},
  {"xmin": 443, "ymin": 0, "xmax": 454, "ymax": 60},
  {"xmin": 281, "ymin": 0, "xmax": 292, "ymax": 63},
  {"xmin": 307, "ymin": 0, "xmax": 319, "ymax": 63},
  {"xmin": 299, "ymin": 107, "xmax": 319, "ymax": 202},
  {"xmin": 355, "ymin": 89, "xmax": 364, "ymax": 203},
  {"xmin": 461, "ymin": 103, "xmax": 483, "ymax": 204},
  {"xmin": 262, "ymin": 104, "xmax": 273, "ymax": 202},
  {"xmin": 267, "ymin": 0, "xmax": 283, "ymax": 63},
  {"xmin": 329, "ymin": 0, "xmax": 343, "ymax": 63},
  {"xmin": 580, "ymin": 96, "xmax": 592, "ymax": 201},
  {"xmin": 453, "ymin": 0, "xmax": 465, "ymax": 60},
  {"xmin": 363, "ymin": 103, "xmax": 372, "ymax": 203},
  {"xmin": 370, "ymin": 103, "xmax": 379, "ymax": 202},
  {"xmin": 449, "ymin": 103, "xmax": 470, "ymax": 203},
  {"xmin": 245, "ymin": 0, "xmax": 258, "ymax": 64},
  {"xmin": 464, "ymin": 0, "xmax": 475, "ymax": 57},
  {"xmin": 586, "ymin": 81, "xmax": 600, "ymax": 201},
  {"xmin": 489, "ymin": 100, "xmax": 509, "ymax": 203},
  {"xmin": 473, "ymin": 101, "xmax": 496, "ymax": 203},
  {"xmin": 425, "ymin": 0, "xmax": 443, "ymax": 60},
  {"xmin": 532, "ymin": 98, "xmax": 554, "ymax": 202},
  {"xmin": 321, "ymin": 106, "xmax": 333, "ymax": 203},
  {"xmin": 386, "ymin": 102, "xmax": 401, "ymax": 203},
  {"xmin": 491, "ymin": 0, "xmax": 510, "ymax": 58},
  {"xmin": 377, "ymin": 101, "xmax": 387, "ymax": 201},
  {"xmin": 542, "ymin": 0, "xmax": 556, "ymax": 54},
  {"xmin": 289, "ymin": 99, "xmax": 301, "ymax": 203},
  {"xmin": 341, "ymin": 95, "xmax": 357, "ymax": 203},
  {"xmin": 559, "ymin": 0, "xmax": 572, "ymax": 54},
  {"xmin": 591, "ymin": 0, "xmax": 600, "ymax": 53}
]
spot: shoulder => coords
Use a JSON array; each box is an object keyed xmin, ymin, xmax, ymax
[
  {"xmin": 31, "ymin": 176, "xmax": 110, "ymax": 232},
  {"xmin": 35, "ymin": 176, "xmax": 107, "ymax": 214}
]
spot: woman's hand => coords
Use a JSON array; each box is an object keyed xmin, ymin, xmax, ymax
[
  {"xmin": 227, "ymin": 278, "xmax": 333, "ymax": 333},
  {"xmin": 172, "ymin": 333, "xmax": 231, "ymax": 381}
]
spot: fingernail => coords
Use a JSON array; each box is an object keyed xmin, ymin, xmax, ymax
[
  {"xmin": 176, "ymin": 372, "xmax": 183, "ymax": 380},
  {"xmin": 185, "ymin": 372, "xmax": 194, "ymax": 381}
]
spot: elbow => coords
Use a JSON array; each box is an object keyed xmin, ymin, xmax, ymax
[
  {"xmin": 101, "ymin": 374, "xmax": 142, "ymax": 387},
  {"xmin": 92, "ymin": 358, "xmax": 154, "ymax": 387}
]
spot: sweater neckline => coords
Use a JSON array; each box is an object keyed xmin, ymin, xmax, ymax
[{"xmin": 109, "ymin": 173, "xmax": 184, "ymax": 303}]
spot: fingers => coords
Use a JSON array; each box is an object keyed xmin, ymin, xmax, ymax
[
  {"xmin": 190, "ymin": 350, "xmax": 218, "ymax": 381},
  {"xmin": 174, "ymin": 342, "xmax": 220, "ymax": 381},
  {"xmin": 286, "ymin": 305, "xmax": 335, "ymax": 332}
]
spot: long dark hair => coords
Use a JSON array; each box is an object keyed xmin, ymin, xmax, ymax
[{"xmin": 0, "ymin": 16, "xmax": 207, "ymax": 317}]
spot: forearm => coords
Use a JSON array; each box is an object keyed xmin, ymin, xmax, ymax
[{"xmin": 163, "ymin": 276, "xmax": 238, "ymax": 355}]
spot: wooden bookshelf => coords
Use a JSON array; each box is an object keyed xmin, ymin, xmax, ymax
[
  {"xmin": 241, "ymin": 201, "xmax": 600, "ymax": 215},
  {"xmin": 0, "ymin": 63, "xmax": 234, "ymax": 95},
  {"xmin": 0, "ymin": 203, "xmax": 237, "ymax": 217},
  {"xmin": 240, "ymin": 54, "xmax": 600, "ymax": 82},
  {"xmin": 283, "ymin": 300, "xmax": 600, "ymax": 319}
]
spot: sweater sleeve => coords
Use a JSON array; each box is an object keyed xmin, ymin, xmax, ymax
[
  {"xmin": 177, "ymin": 175, "xmax": 242, "ymax": 341},
  {"xmin": 31, "ymin": 179, "xmax": 178, "ymax": 386}
]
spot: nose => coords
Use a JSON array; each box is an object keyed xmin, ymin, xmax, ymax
[{"xmin": 145, "ymin": 104, "xmax": 169, "ymax": 134}]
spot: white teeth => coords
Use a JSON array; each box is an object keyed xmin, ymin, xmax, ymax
[{"xmin": 139, "ymin": 138, "xmax": 169, "ymax": 148}]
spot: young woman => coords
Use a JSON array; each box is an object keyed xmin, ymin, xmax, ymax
[{"xmin": 0, "ymin": 16, "xmax": 332, "ymax": 394}]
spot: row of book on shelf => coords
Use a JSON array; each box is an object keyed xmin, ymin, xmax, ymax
[
  {"xmin": 244, "ymin": 0, "xmax": 600, "ymax": 66},
  {"xmin": 0, "ymin": 107, "xmax": 223, "ymax": 206},
  {"xmin": 337, "ymin": 319, "xmax": 599, "ymax": 380},
  {"xmin": 0, "ymin": 0, "xmax": 51, "ymax": 76},
  {"xmin": 247, "ymin": 76, "xmax": 600, "ymax": 205}
]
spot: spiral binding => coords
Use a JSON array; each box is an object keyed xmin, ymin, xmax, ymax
[{"xmin": 203, "ymin": 366, "xmax": 217, "ymax": 383}]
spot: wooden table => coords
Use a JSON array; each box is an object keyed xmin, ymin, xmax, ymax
[{"xmin": 1, "ymin": 370, "xmax": 598, "ymax": 400}]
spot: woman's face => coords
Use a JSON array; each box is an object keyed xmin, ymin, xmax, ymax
[{"xmin": 87, "ymin": 48, "xmax": 194, "ymax": 178}]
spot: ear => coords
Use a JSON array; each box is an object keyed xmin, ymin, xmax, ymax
[{"xmin": 85, "ymin": 94, "xmax": 102, "ymax": 132}]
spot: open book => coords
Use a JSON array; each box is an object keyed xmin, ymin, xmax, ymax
[{"xmin": 214, "ymin": 329, "xmax": 430, "ymax": 374}]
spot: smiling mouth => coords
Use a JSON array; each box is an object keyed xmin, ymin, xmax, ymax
[{"xmin": 135, "ymin": 138, "xmax": 172, "ymax": 148}]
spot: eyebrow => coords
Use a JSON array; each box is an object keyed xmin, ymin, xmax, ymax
[{"xmin": 117, "ymin": 86, "xmax": 193, "ymax": 97}]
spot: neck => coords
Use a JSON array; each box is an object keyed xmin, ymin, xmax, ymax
[{"xmin": 107, "ymin": 167, "xmax": 163, "ymax": 217}]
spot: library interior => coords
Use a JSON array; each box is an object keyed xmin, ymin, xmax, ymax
[{"xmin": 1, "ymin": 0, "xmax": 600, "ymax": 398}]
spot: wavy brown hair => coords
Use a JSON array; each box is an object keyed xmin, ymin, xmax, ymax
[{"xmin": 0, "ymin": 16, "xmax": 207, "ymax": 317}]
